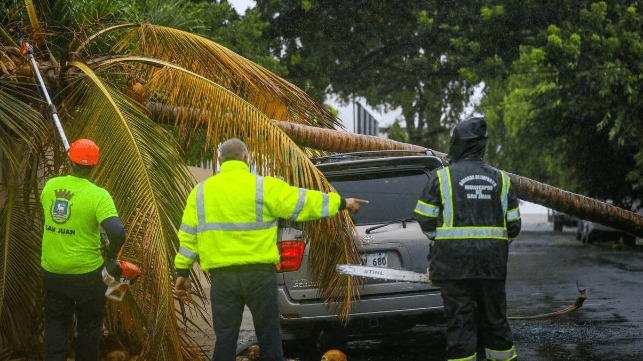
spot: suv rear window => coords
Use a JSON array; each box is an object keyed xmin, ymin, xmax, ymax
[{"xmin": 328, "ymin": 170, "xmax": 430, "ymax": 225}]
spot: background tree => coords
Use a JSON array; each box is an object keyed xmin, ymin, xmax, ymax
[
  {"xmin": 257, "ymin": 0, "xmax": 487, "ymax": 151},
  {"xmin": 257, "ymin": 0, "xmax": 642, "ymax": 207},
  {"xmin": 482, "ymin": 2, "xmax": 643, "ymax": 206}
]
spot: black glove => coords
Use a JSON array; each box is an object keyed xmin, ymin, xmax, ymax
[{"xmin": 105, "ymin": 259, "xmax": 123, "ymax": 278}]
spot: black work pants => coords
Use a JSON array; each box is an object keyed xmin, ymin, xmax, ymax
[
  {"xmin": 439, "ymin": 279, "xmax": 515, "ymax": 360},
  {"xmin": 210, "ymin": 264, "xmax": 282, "ymax": 361},
  {"xmin": 42, "ymin": 267, "xmax": 107, "ymax": 361}
]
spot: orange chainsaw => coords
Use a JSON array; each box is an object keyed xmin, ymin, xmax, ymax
[
  {"xmin": 99, "ymin": 228, "xmax": 141, "ymax": 301},
  {"xmin": 102, "ymin": 260, "xmax": 141, "ymax": 302}
]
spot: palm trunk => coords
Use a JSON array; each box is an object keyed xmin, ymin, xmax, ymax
[
  {"xmin": 274, "ymin": 121, "xmax": 643, "ymax": 237},
  {"xmin": 145, "ymin": 103, "xmax": 641, "ymax": 237}
]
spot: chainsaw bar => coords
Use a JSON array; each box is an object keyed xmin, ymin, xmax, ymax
[{"xmin": 336, "ymin": 264, "xmax": 430, "ymax": 283}]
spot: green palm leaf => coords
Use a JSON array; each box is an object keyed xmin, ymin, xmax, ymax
[
  {"xmin": 75, "ymin": 23, "xmax": 342, "ymax": 129},
  {"xmin": 90, "ymin": 55, "xmax": 361, "ymax": 317},
  {"xmin": 59, "ymin": 62, "xmax": 206, "ymax": 360},
  {"xmin": 0, "ymin": 83, "xmax": 49, "ymax": 352}
]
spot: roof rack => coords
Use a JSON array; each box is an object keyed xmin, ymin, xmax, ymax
[{"xmin": 310, "ymin": 149, "xmax": 436, "ymax": 164}]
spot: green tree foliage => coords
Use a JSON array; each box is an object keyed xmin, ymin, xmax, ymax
[
  {"xmin": 256, "ymin": 0, "xmax": 497, "ymax": 150},
  {"xmin": 482, "ymin": 2, "xmax": 643, "ymax": 205},
  {"xmin": 256, "ymin": 0, "xmax": 641, "ymax": 205},
  {"xmin": 200, "ymin": 5, "xmax": 287, "ymax": 76},
  {"xmin": 387, "ymin": 119, "xmax": 408, "ymax": 143}
]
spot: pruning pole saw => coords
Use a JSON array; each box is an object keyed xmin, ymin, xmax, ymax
[
  {"xmin": 20, "ymin": 35, "xmax": 141, "ymax": 301},
  {"xmin": 19, "ymin": 37, "xmax": 69, "ymax": 151}
]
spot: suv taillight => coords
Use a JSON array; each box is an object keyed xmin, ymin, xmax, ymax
[{"xmin": 277, "ymin": 241, "xmax": 305, "ymax": 272}]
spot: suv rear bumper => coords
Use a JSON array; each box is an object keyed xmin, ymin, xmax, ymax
[{"xmin": 277, "ymin": 286, "xmax": 443, "ymax": 326}]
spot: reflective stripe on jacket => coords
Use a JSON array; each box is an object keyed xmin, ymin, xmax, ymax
[
  {"xmin": 414, "ymin": 160, "xmax": 521, "ymax": 279},
  {"xmin": 434, "ymin": 167, "xmax": 510, "ymax": 240},
  {"xmin": 174, "ymin": 160, "xmax": 341, "ymax": 271}
]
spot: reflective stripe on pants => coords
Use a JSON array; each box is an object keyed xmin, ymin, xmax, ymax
[{"xmin": 485, "ymin": 345, "xmax": 518, "ymax": 360}]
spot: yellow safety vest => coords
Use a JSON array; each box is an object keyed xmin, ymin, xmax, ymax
[{"xmin": 174, "ymin": 160, "xmax": 341, "ymax": 271}]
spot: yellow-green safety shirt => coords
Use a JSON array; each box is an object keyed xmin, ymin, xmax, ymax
[
  {"xmin": 41, "ymin": 175, "xmax": 118, "ymax": 274},
  {"xmin": 174, "ymin": 160, "xmax": 342, "ymax": 271}
]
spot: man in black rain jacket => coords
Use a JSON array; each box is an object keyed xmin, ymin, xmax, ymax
[{"xmin": 414, "ymin": 116, "xmax": 521, "ymax": 361}]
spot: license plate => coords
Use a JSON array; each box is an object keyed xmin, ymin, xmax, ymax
[{"xmin": 360, "ymin": 252, "xmax": 388, "ymax": 268}]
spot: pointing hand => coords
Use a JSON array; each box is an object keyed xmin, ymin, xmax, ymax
[{"xmin": 345, "ymin": 198, "xmax": 369, "ymax": 213}]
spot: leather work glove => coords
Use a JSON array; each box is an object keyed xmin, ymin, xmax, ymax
[{"xmin": 105, "ymin": 258, "xmax": 123, "ymax": 278}]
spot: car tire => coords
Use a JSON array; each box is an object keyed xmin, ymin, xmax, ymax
[
  {"xmin": 317, "ymin": 323, "xmax": 348, "ymax": 352},
  {"xmin": 622, "ymin": 234, "xmax": 636, "ymax": 247},
  {"xmin": 282, "ymin": 338, "xmax": 318, "ymax": 359},
  {"xmin": 553, "ymin": 219, "xmax": 562, "ymax": 232},
  {"xmin": 587, "ymin": 231, "xmax": 600, "ymax": 244}
]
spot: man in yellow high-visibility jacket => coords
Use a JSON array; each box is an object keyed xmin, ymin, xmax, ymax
[{"xmin": 174, "ymin": 138, "xmax": 366, "ymax": 361}]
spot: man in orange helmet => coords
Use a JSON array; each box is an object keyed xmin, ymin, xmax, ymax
[{"xmin": 40, "ymin": 139, "xmax": 126, "ymax": 361}]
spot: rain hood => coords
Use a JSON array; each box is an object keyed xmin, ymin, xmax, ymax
[{"xmin": 448, "ymin": 116, "xmax": 488, "ymax": 162}]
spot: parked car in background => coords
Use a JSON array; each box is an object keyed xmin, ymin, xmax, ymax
[
  {"xmin": 275, "ymin": 151, "xmax": 446, "ymax": 355},
  {"xmin": 575, "ymin": 199, "xmax": 639, "ymax": 247},
  {"xmin": 576, "ymin": 219, "xmax": 636, "ymax": 246},
  {"xmin": 548, "ymin": 209, "xmax": 579, "ymax": 231}
]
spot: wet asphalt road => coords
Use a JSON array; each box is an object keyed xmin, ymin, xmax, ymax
[{"xmin": 281, "ymin": 226, "xmax": 643, "ymax": 361}]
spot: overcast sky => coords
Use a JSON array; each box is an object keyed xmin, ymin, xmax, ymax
[{"xmin": 228, "ymin": 0, "xmax": 256, "ymax": 15}]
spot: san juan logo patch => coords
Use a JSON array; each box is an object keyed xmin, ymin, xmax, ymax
[
  {"xmin": 51, "ymin": 189, "xmax": 74, "ymax": 223},
  {"xmin": 458, "ymin": 174, "xmax": 497, "ymax": 200}
]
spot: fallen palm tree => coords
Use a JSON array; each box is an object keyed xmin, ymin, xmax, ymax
[{"xmin": 274, "ymin": 121, "xmax": 643, "ymax": 238}]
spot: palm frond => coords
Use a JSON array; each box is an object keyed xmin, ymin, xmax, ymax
[
  {"xmin": 60, "ymin": 61, "xmax": 205, "ymax": 360},
  {"xmin": 91, "ymin": 56, "xmax": 361, "ymax": 318},
  {"xmin": 0, "ymin": 83, "xmax": 49, "ymax": 171},
  {"xmin": 74, "ymin": 23, "xmax": 342, "ymax": 129},
  {"xmin": 24, "ymin": 0, "xmax": 44, "ymax": 47},
  {"xmin": 0, "ymin": 147, "xmax": 45, "ymax": 353},
  {"xmin": 0, "ymin": 82, "xmax": 49, "ymax": 352}
]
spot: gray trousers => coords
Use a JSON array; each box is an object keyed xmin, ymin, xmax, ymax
[{"xmin": 209, "ymin": 264, "xmax": 282, "ymax": 361}]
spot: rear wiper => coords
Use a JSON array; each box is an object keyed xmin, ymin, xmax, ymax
[{"xmin": 365, "ymin": 218, "xmax": 417, "ymax": 234}]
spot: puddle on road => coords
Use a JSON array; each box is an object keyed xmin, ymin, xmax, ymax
[{"xmin": 513, "ymin": 321, "xmax": 642, "ymax": 361}]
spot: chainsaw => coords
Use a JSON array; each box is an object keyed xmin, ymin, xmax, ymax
[
  {"xmin": 337, "ymin": 264, "xmax": 589, "ymax": 319},
  {"xmin": 99, "ymin": 227, "xmax": 141, "ymax": 301},
  {"xmin": 336, "ymin": 264, "xmax": 430, "ymax": 283},
  {"xmin": 102, "ymin": 260, "xmax": 142, "ymax": 301}
]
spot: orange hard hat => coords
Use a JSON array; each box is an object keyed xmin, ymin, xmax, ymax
[{"xmin": 69, "ymin": 139, "xmax": 99, "ymax": 165}]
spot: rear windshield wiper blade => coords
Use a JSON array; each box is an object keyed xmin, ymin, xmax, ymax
[{"xmin": 365, "ymin": 218, "xmax": 417, "ymax": 234}]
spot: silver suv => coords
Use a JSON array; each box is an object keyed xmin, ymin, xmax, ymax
[{"xmin": 275, "ymin": 151, "xmax": 446, "ymax": 354}]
